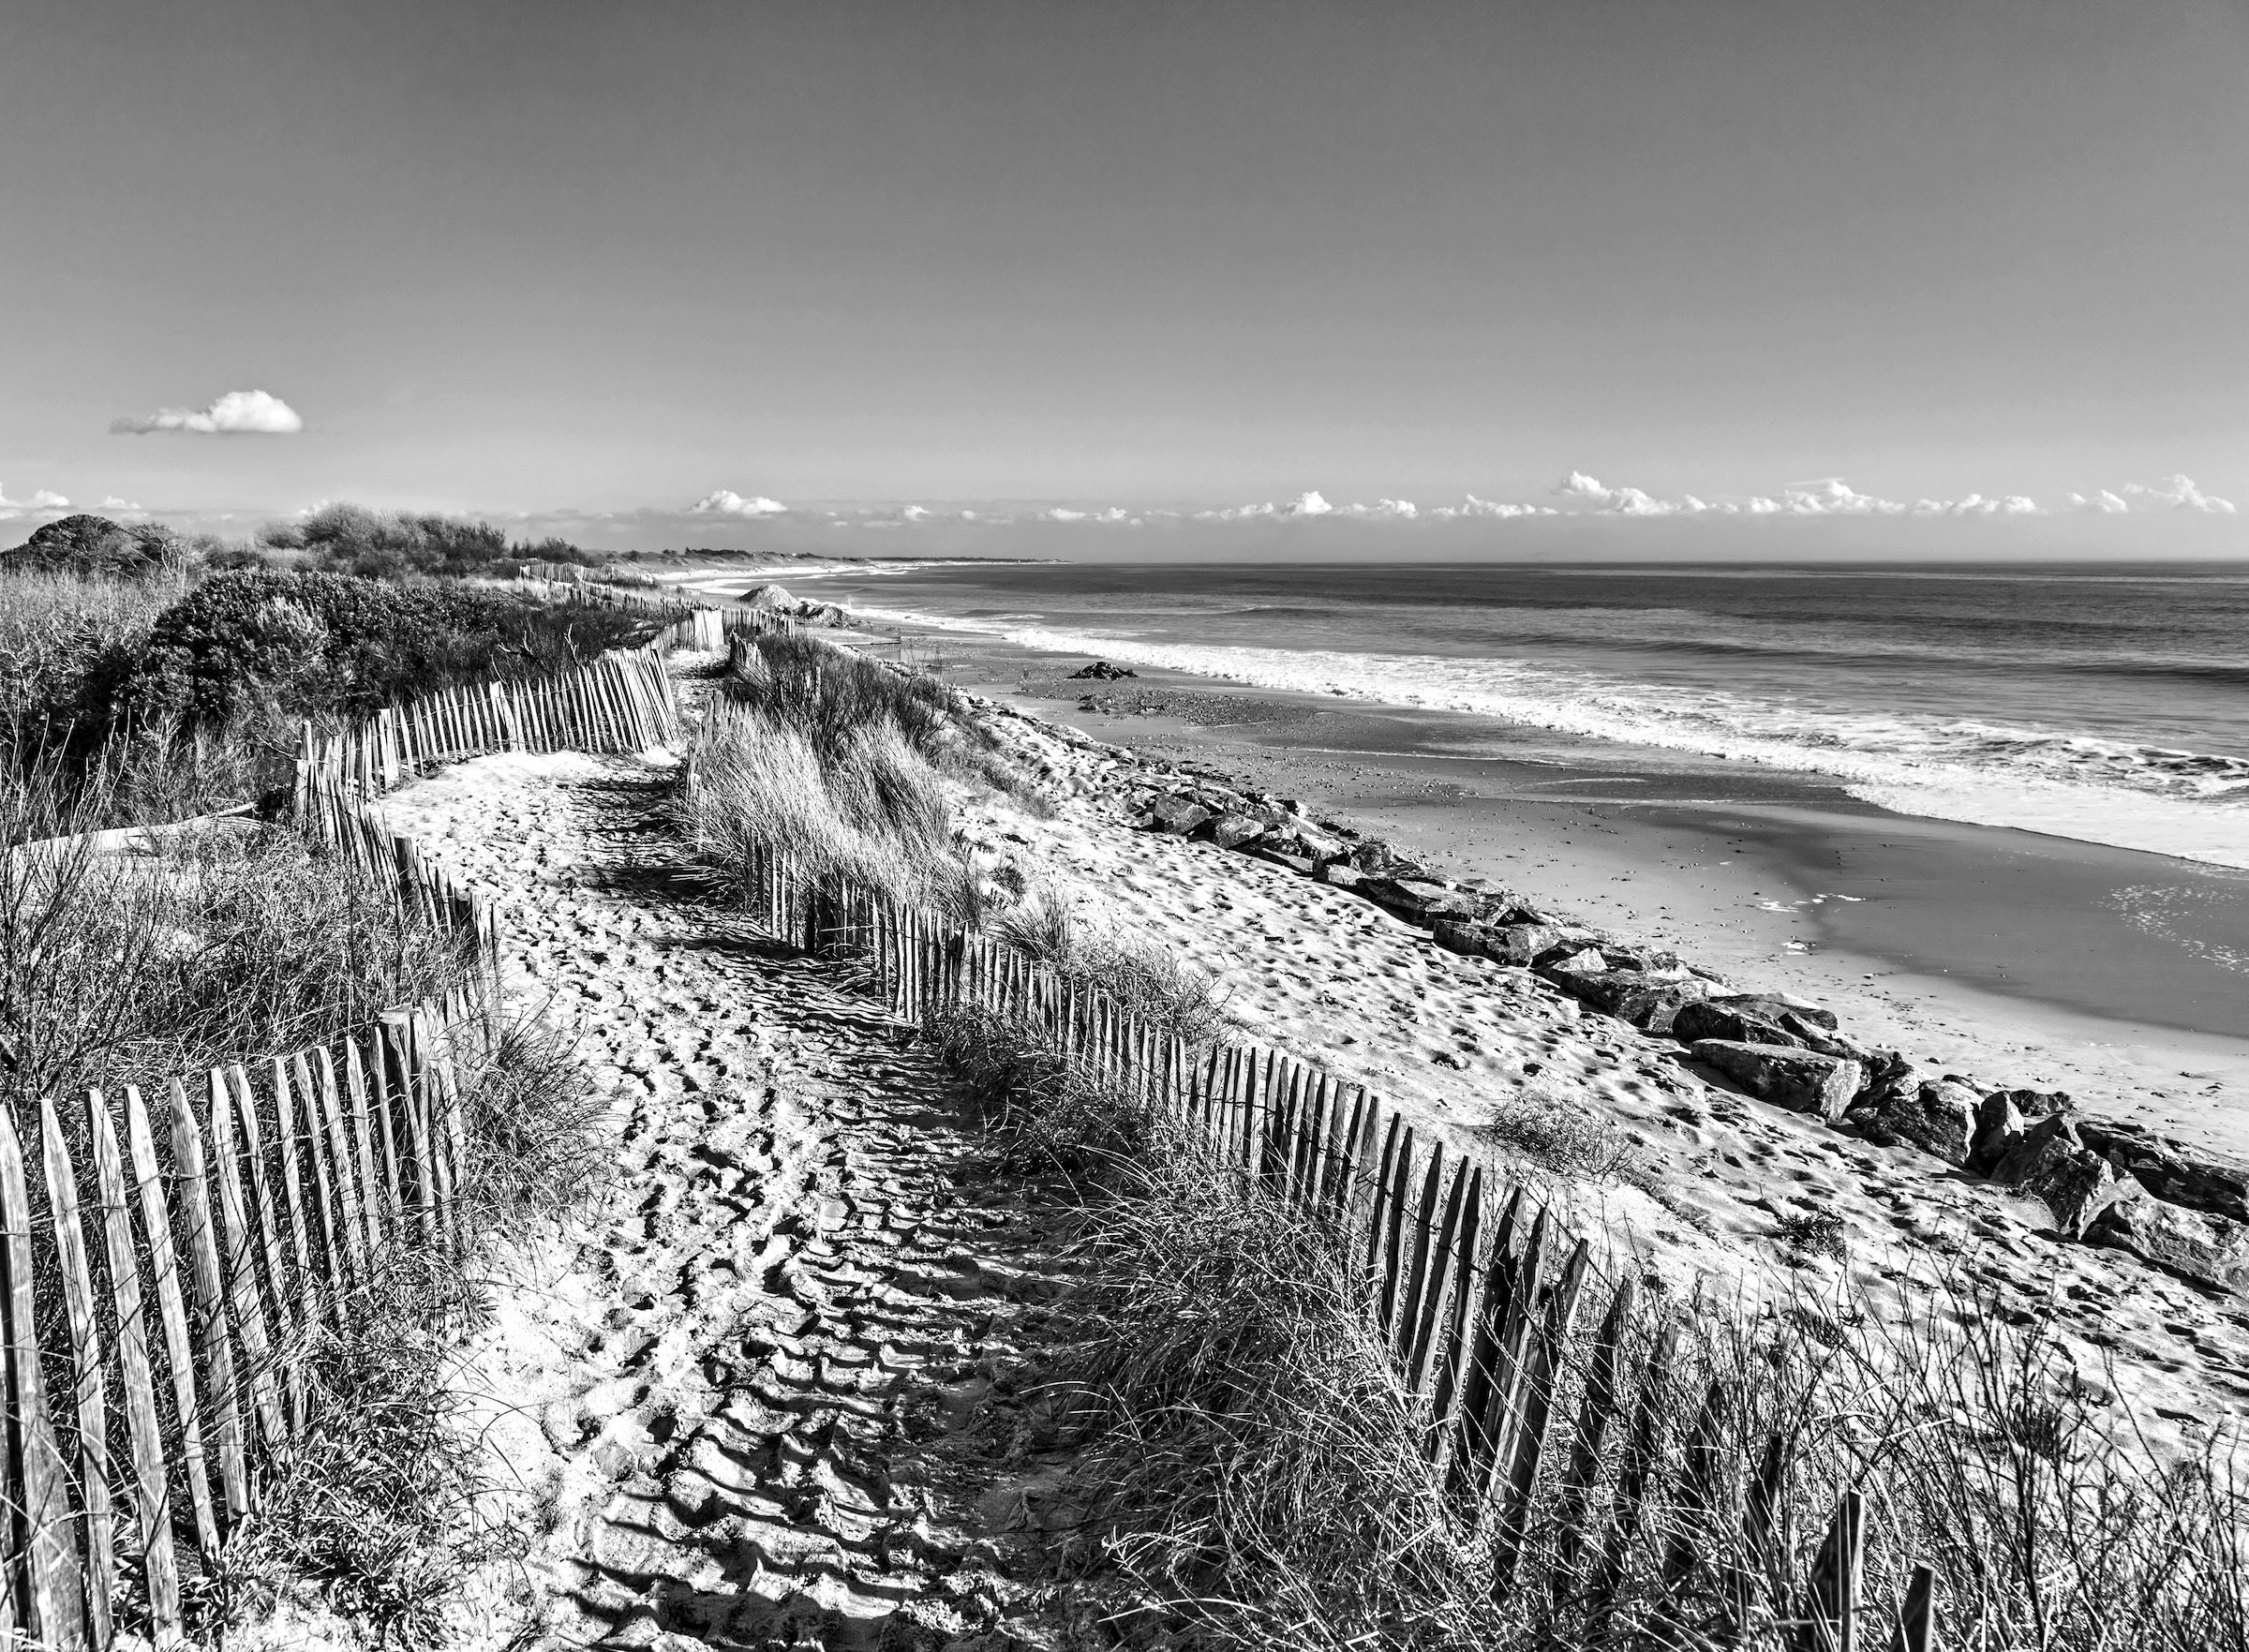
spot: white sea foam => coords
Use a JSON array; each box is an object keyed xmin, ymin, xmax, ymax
[{"xmin": 846, "ymin": 601, "xmax": 2249, "ymax": 870}]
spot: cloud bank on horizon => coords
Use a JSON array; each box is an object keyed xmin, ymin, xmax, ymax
[
  {"xmin": 109, "ymin": 389, "xmax": 304, "ymax": 437},
  {"xmin": 663, "ymin": 471, "xmax": 2235, "ymax": 529}
]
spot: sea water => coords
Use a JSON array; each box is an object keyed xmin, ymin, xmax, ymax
[{"xmin": 782, "ymin": 560, "xmax": 2249, "ymax": 871}]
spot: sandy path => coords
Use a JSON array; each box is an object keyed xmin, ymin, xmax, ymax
[{"xmin": 364, "ymin": 752, "xmax": 1078, "ymax": 1650}]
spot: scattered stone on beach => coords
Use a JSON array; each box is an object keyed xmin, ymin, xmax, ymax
[
  {"xmin": 2088, "ymin": 1197, "xmax": 2249, "ymax": 1296},
  {"xmin": 1690, "ymin": 1039, "xmax": 1863, "ymax": 1121},
  {"xmin": 1068, "ymin": 660, "xmax": 1138, "ymax": 679},
  {"xmin": 1990, "ymin": 1114, "xmax": 2129, "ymax": 1238}
]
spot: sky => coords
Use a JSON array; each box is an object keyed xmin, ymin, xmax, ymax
[{"xmin": 2, "ymin": 0, "xmax": 2244, "ymax": 558}]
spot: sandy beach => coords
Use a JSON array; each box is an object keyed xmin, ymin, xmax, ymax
[{"xmin": 707, "ymin": 588, "xmax": 2249, "ymax": 1166}]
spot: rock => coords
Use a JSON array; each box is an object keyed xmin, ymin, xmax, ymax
[
  {"xmin": 1672, "ymin": 996, "xmax": 1802, "ymax": 1049},
  {"xmin": 1469, "ymin": 923, "xmax": 1563, "ymax": 967},
  {"xmin": 2087, "ymin": 1198, "xmax": 2249, "ymax": 1295},
  {"xmin": 1991, "ymin": 1115, "xmax": 2128, "ymax": 1238},
  {"xmin": 1690, "ymin": 1040, "xmax": 1863, "ymax": 1121},
  {"xmin": 1359, "ymin": 877, "xmax": 1480, "ymax": 924},
  {"xmin": 741, "ymin": 582, "xmax": 794, "ymax": 608},
  {"xmin": 1542, "ymin": 946, "xmax": 1608, "ymax": 977},
  {"xmin": 1555, "ymin": 970, "xmax": 1712, "ymax": 1034},
  {"xmin": 1210, "ymin": 813, "xmax": 1267, "ymax": 850},
  {"xmin": 1318, "ymin": 863, "xmax": 1363, "ymax": 890},
  {"xmin": 1595, "ymin": 944, "xmax": 1685, "ymax": 975},
  {"xmin": 1860, "ymin": 1078, "xmax": 1981, "ymax": 1167},
  {"xmin": 1246, "ymin": 846, "xmax": 1316, "ymax": 875},
  {"xmin": 1067, "ymin": 660, "xmax": 1138, "ymax": 680},
  {"xmin": 1970, "ymin": 1089, "xmax": 2027, "ymax": 1174},
  {"xmin": 1145, "ymin": 796, "xmax": 1211, "ymax": 836},
  {"xmin": 1671, "ymin": 994, "xmax": 1849, "ymax": 1055},
  {"xmin": 2074, "ymin": 1120, "xmax": 2249, "ymax": 1225}
]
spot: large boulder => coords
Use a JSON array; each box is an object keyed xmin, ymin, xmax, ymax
[
  {"xmin": 2075, "ymin": 1120, "xmax": 2249, "ymax": 1225},
  {"xmin": 1673, "ymin": 994, "xmax": 1837, "ymax": 1050},
  {"xmin": 1690, "ymin": 1040, "xmax": 1863, "ymax": 1121},
  {"xmin": 1429, "ymin": 921, "xmax": 1563, "ymax": 968},
  {"xmin": 1210, "ymin": 813, "xmax": 1268, "ymax": 850},
  {"xmin": 1990, "ymin": 1115, "xmax": 2129, "ymax": 1238},
  {"xmin": 1856, "ymin": 1077, "xmax": 1981, "ymax": 1167},
  {"xmin": 2087, "ymin": 1198, "xmax": 2249, "ymax": 1296},
  {"xmin": 1554, "ymin": 970, "xmax": 1712, "ymax": 1034},
  {"xmin": 740, "ymin": 582, "xmax": 794, "ymax": 608},
  {"xmin": 1360, "ymin": 877, "xmax": 1480, "ymax": 925},
  {"xmin": 1967, "ymin": 1088, "xmax": 2067, "ymax": 1174},
  {"xmin": 1145, "ymin": 795, "xmax": 1212, "ymax": 836},
  {"xmin": 1068, "ymin": 660, "xmax": 1137, "ymax": 680}
]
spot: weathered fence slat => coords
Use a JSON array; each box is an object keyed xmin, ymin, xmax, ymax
[
  {"xmin": 208, "ymin": 1071, "xmax": 286, "ymax": 1451},
  {"xmin": 37, "ymin": 1095, "xmax": 111, "ymax": 1649},
  {"xmin": 170, "ymin": 1079, "xmax": 251, "ymax": 1520},
  {"xmin": 85, "ymin": 1090, "xmax": 182, "ymax": 1638},
  {"xmin": 121, "ymin": 1084, "xmax": 220, "ymax": 1556},
  {"xmin": 0, "ymin": 1109, "xmax": 85, "ymax": 1647}
]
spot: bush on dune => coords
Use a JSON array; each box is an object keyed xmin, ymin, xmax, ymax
[
  {"xmin": 101, "ymin": 568, "xmax": 647, "ymax": 734},
  {"xmin": 258, "ymin": 503, "xmax": 601, "ymax": 579}
]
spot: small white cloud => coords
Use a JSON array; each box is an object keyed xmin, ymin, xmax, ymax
[
  {"xmin": 1554, "ymin": 470, "xmax": 1612, "ymax": 499},
  {"xmin": 687, "ymin": 489, "xmax": 787, "ymax": 516},
  {"xmin": 1431, "ymin": 494, "xmax": 1553, "ymax": 519},
  {"xmin": 1283, "ymin": 491, "xmax": 1333, "ymax": 517},
  {"xmin": 0, "ymin": 482, "xmax": 71, "ymax": 513},
  {"xmin": 2122, "ymin": 473, "xmax": 2235, "ymax": 513},
  {"xmin": 1340, "ymin": 498, "xmax": 1418, "ymax": 519},
  {"xmin": 98, "ymin": 495, "xmax": 141, "ymax": 511},
  {"xmin": 901, "ymin": 505, "xmax": 931, "ymax": 521},
  {"xmin": 111, "ymin": 388, "xmax": 304, "ymax": 436},
  {"xmin": 1045, "ymin": 508, "xmax": 1088, "ymax": 521}
]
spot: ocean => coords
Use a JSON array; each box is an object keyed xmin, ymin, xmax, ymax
[{"xmin": 784, "ymin": 559, "xmax": 2249, "ymax": 872}]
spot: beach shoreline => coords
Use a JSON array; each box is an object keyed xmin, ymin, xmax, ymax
[{"xmin": 739, "ymin": 588, "xmax": 2249, "ymax": 1164}]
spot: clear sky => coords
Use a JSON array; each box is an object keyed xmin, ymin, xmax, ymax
[{"xmin": 2, "ymin": 0, "xmax": 2243, "ymax": 555}]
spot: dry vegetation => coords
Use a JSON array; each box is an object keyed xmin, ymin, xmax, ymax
[
  {"xmin": 932, "ymin": 999, "xmax": 2249, "ymax": 1650},
  {"xmin": 0, "ymin": 526, "xmax": 624, "ymax": 1644}
]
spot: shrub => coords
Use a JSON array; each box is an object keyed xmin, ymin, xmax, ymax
[
  {"xmin": 101, "ymin": 568, "xmax": 646, "ymax": 733},
  {"xmin": 2, "ymin": 513, "xmax": 209, "ymax": 579},
  {"xmin": 258, "ymin": 504, "xmax": 602, "ymax": 579}
]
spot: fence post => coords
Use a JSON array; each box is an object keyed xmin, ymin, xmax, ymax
[{"xmin": 0, "ymin": 1109, "xmax": 85, "ymax": 1649}]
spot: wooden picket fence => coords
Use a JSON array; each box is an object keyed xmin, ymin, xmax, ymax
[
  {"xmin": 710, "ymin": 826, "xmax": 1948, "ymax": 1649},
  {"xmin": 290, "ymin": 646, "xmax": 680, "ymax": 811},
  {"xmin": 0, "ymin": 991, "xmax": 491, "ymax": 1649},
  {"xmin": 529, "ymin": 581, "xmax": 802, "ymax": 647}
]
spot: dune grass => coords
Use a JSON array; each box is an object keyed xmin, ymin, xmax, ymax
[
  {"xmin": 929, "ymin": 999, "xmax": 2249, "ymax": 1651},
  {"xmin": 678, "ymin": 629, "xmax": 1049, "ymax": 925}
]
